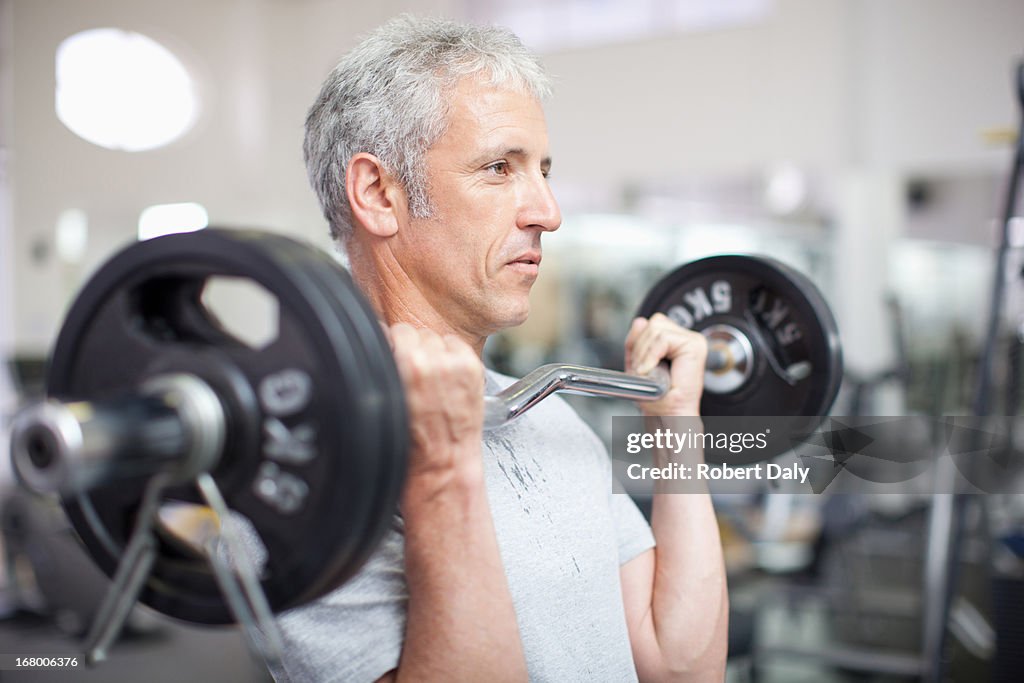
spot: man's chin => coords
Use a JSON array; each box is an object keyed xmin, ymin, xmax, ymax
[{"xmin": 488, "ymin": 301, "xmax": 531, "ymax": 333}]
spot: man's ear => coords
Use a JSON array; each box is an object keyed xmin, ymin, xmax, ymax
[{"xmin": 346, "ymin": 153, "xmax": 405, "ymax": 238}]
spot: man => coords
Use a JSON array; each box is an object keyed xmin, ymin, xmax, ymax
[{"xmin": 279, "ymin": 15, "xmax": 728, "ymax": 682}]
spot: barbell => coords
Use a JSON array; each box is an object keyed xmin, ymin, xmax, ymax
[{"xmin": 9, "ymin": 228, "xmax": 842, "ymax": 636}]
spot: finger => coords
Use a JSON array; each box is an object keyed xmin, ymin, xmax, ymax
[
  {"xmin": 390, "ymin": 321, "xmax": 416, "ymax": 338},
  {"xmin": 442, "ymin": 333, "xmax": 475, "ymax": 356},
  {"xmin": 632, "ymin": 319, "xmax": 673, "ymax": 372},
  {"xmin": 648, "ymin": 312, "xmax": 671, "ymax": 326},
  {"xmin": 416, "ymin": 328, "xmax": 447, "ymax": 391},
  {"xmin": 636, "ymin": 334, "xmax": 671, "ymax": 376},
  {"xmin": 389, "ymin": 322, "xmax": 418, "ymax": 366},
  {"xmin": 442, "ymin": 335, "xmax": 484, "ymax": 391},
  {"xmin": 639, "ymin": 314, "xmax": 705, "ymax": 361},
  {"xmin": 624, "ymin": 317, "xmax": 648, "ymax": 372},
  {"xmin": 391, "ymin": 324, "xmax": 437, "ymax": 392},
  {"xmin": 638, "ymin": 325, "xmax": 706, "ymax": 375},
  {"xmin": 440, "ymin": 336, "xmax": 484, "ymax": 438},
  {"xmin": 624, "ymin": 317, "xmax": 648, "ymax": 350}
]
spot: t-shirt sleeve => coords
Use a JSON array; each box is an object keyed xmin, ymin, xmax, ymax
[
  {"xmin": 272, "ymin": 520, "xmax": 408, "ymax": 683},
  {"xmin": 580, "ymin": 424, "xmax": 656, "ymax": 566},
  {"xmin": 610, "ymin": 483, "xmax": 656, "ymax": 565}
]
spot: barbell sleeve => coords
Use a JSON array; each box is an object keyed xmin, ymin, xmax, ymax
[{"xmin": 10, "ymin": 374, "xmax": 225, "ymax": 495}]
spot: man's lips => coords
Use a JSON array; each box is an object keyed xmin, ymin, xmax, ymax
[
  {"xmin": 506, "ymin": 252, "xmax": 542, "ymax": 277},
  {"xmin": 507, "ymin": 252, "xmax": 542, "ymax": 266}
]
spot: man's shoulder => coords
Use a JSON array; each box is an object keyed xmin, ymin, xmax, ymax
[
  {"xmin": 484, "ymin": 367, "xmax": 604, "ymax": 448},
  {"xmin": 484, "ymin": 367, "xmax": 518, "ymax": 392}
]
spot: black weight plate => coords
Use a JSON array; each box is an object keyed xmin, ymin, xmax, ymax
[
  {"xmin": 636, "ymin": 255, "xmax": 842, "ymax": 418},
  {"xmin": 49, "ymin": 228, "xmax": 407, "ymax": 624},
  {"xmin": 247, "ymin": 235, "xmax": 408, "ymax": 604},
  {"xmin": 283, "ymin": 241, "xmax": 408, "ymax": 600}
]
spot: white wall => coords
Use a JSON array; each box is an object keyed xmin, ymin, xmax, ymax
[
  {"xmin": 543, "ymin": 0, "xmax": 1022, "ymax": 183},
  {"xmin": 854, "ymin": 0, "xmax": 1023, "ymax": 173},
  {"xmin": 1, "ymin": 0, "xmax": 15, "ymax": 484},
  {"xmin": 543, "ymin": 0, "xmax": 853, "ymax": 185},
  {"xmin": 6, "ymin": 0, "xmax": 1023, "ymax": 355}
]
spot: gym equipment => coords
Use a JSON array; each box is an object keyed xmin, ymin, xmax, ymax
[
  {"xmin": 8, "ymin": 228, "xmax": 842, "ymax": 663},
  {"xmin": 925, "ymin": 60, "xmax": 1024, "ymax": 683},
  {"xmin": 489, "ymin": 255, "xmax": 841, "ymax": 428},
  {"xmin": 638, "ymin": 255, "xmax": 842, "ymax": 418},
  {"xmin": 10, "ymin": 231, "xmax": 409, "ymax": 666}
]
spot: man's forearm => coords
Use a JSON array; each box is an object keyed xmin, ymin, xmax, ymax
[
  {"xmin": 623, "ymin": 307, "xmax": 727, "ymax": 680},
  {"xmin": 393, "ymin": 468, "xmax": 527, "ymax": 683},
  {"xmin": 647, "ymin": 485, "xmax": 729, "ymax": 680}
]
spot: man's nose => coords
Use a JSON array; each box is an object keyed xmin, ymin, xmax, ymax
[{"xmin": 518, "ymin": 174, "xmax": 562, "ymax": 233}]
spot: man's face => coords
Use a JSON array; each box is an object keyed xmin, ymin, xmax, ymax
[{"xmin": 392, "ymin": 77, "xmax": 562, "ymax": 337}]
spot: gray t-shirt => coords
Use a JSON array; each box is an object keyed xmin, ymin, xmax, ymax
[{"xmin": 273, "ymin": 370, "xmax": 656, "ymax": 682}]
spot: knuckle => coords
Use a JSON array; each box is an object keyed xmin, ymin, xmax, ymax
[
  {"xmin": 390, "ymin": 322, "xmax": 414, "ymax": 338},
  {"xmin": 419, "ymin": 329, "xmax": 443, "ymax": 348},
  {"xmin": 441, "ymin": 333, "xmax": 466, "ymax": 348},
  {"xmin": 683, "ymin": 329, "xmax": 708, "ymax": 349},
  {"xmin": 402, "ymin": 353, "xmax": 430, "ymax": 383},
  {"xmin": 392, "ymin": 344, "xmax": 417, "ymax": 371}
]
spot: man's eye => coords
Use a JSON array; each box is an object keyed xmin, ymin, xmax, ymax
[{"xmin": 486, "ymin": 161, "xmax": 509, "ymax": 175}]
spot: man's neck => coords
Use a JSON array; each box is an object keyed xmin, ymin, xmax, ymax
[{"xmin": 347, "ymin": 241, "xmax": 488, "ymax": 356}]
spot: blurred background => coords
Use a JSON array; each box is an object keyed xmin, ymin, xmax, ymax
[{"xmin": 0, "ymin": 0, "xmax": 1023, "ymax": 681}]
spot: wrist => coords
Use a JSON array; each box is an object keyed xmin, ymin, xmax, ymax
[
  {"xmin": 400, "ymin": 456, "xmax": 492, "ymax": 550},
  {"xmin": 641, "ymin": 405, "xmax": 702, "ymax": 418},
  {"xmin": 402, "ymin": 447, "xmax": 486, "ymax": 509}
]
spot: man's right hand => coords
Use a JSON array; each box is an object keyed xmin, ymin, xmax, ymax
[{"xmin": 387, "ymin": 323, "xmax": 487, "ymax": 500}]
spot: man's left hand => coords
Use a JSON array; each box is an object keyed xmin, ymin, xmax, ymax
[{"xmin": 624, "ymin": 313, "xmax": 707, "ymax": 417}]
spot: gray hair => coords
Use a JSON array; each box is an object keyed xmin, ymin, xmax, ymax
[{"xmin": 304, "ymin": 15, "xmax": 552, "ymax": 244}]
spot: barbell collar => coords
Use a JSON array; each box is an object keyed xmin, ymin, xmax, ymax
[
  {"xmin": 706, "ymin": 347, "xmax": 730, "ymax": 372},
  {"xmin": 10, "ymin": 373, "xmax": 225, "ymax": 495},
  {"xmin": 702, "ymin": 324, "xmax": 755, "ymax": 394}
]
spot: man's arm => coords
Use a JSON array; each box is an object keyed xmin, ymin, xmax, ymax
[
  {"xmin": 620, "ymin": 315, "xmax": 729, "ymax": 682},
  {"xmin": 620, "ymin": 492, "xmax": 728, "ymax": 682},
  {"xmin": 377, "ymin": 324, "xmax": 527, "ymax": 683}
]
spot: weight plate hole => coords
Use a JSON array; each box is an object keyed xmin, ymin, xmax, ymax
[{"xmin": 200, "ymin": 277, "xmax": 280, "ymax": 351}]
